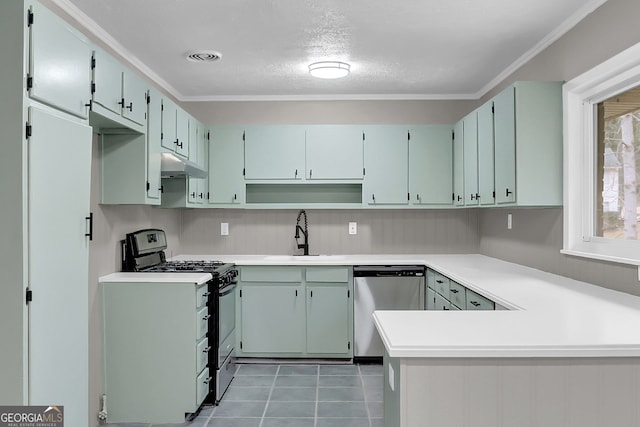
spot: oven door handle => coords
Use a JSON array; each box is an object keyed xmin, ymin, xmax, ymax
[{"xmin": 219, "ymin": 283, "xmax": 237, "ymax": 297}]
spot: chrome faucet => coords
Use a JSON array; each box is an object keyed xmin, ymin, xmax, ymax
[{"xmin": 294, "ymin": 209, "xmax": 309, "ymax": 256}]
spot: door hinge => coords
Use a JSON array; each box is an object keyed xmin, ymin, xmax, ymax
[
  {"xmin": 243, "ymin": 168, "xmax": 246, "ymax": 176},
  {"xmin": 347, "ymin": 290, "xmax": 350, "ymax": 298},
  {"xmin": 27, "ymin": 10, "xmax": 34, "ymax": 27},
  {"xmin": 26, "ymin": 288, "xmax": 32, "ymax": 304},
  {"xmin": 452, "ymin": 130, "xmax": 455, "ymax": 140},
  {"xmin": 160, "ymin": 132, "xmax": 164, "ymax": 141},
  {"xmin": 362, "ymin": 132, "xmax": 365, "ymax": 141},
  {"xmin": 146, "ymin": 94, "xmax": 150, "ymax": 104},
  {"xmin": 26, "ymin": 75, "xmax": 33, "ymax": 90},
  {"xmin": 240, "ymin": 341, "xmax": 243, "ymax": 350},
  {"xmin": 239, "ymin": 289, "xmax": 242, "ymax": 297},
  {"xmin": 491, "ymin": 103, "xmax": 495, "ymax": 114},
  {"xmin": 25, "ymin": 123, "xmax": 32, "ymax": 139},
  {"xmin": 91, "ymin": 82, "xmax": 96, "ymax": 94},
  {"xmin": 91, "ymin": 56, "xmax": 96, "ymax": 69},
  {"xmin": 242, "ymin": 131, "xmax": 245, "ymax": 142},
  {"xmin": 408, "ymin": 131, "xmax": 410, "ymax": 141},
  {"xmin": 207, "ymin": 131, "xmax": 210, "ymax": 140},
  {"xmin": 362, "ymin": 167, "xmax": 365, "ymax": 176},
  {"xmin": 146, "ymin": 181, "xmax": 150, "ymax": 191},
  {"xmin": 348, "ymin": 341, "xmax": 351, "ymax": 350}
]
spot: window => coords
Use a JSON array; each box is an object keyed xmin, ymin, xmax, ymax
[{"xmin": 564, "ymin": 41, "xmax": 640, "ymax": 265}]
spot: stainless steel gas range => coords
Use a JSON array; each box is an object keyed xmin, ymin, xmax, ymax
[{"xmin": 122, "ymin": 229, "xmax": 238, "ymax": 404}]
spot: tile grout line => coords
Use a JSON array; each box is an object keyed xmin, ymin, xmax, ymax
[
  {"xmin": 314, "ymin": 364, "xmax": 320, "ymax": 427},
  {"xmin": 258, "ymin": 365, "xmax": 280, "ymax": 427}
]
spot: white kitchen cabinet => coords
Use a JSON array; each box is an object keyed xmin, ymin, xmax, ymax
[
  {"xmin": 208, "ymin": 126, "xmax": 245, "ymax": 205},
  {"xmin": 363, "ymin": 125, "xmax": 410, "ymax": 205},
  {"xmin": 146, "ymin": 88, "xmax": 163, "ymax": 201},
  {"xmin": 187, "ymin": 121, "xmax": 207, "ymax": 205},
  {"xmin": 477, "ymin": 101, "xmax": 496, "ymax": 205},
  {"xmin": 452, "ymin": 120, "xmax": 464, "ymax": 206},
  {"xmin": 1, "ymin": 2, "xmax": 92, "ymax": 424},
  {"xmin": 409, "ymin": 125, "xmax": 453, "ymax": 206},
  {"xmin": 305, "ymin": 125, "xmax": 364, "ymax": 180},
  {"xmin": 463, "ymin": 111, "xmax": 479, "ymax": 206},
  {"xmin": 160, "ymin": 97, "xmax": 189, "ymax": 158},
  {"xmin": 244, "ymin": 125, "xmax": 305, "ymax": 180},
  {"xmin": 28, "ymin": 2, "xmax": 92, "ymax": 119},
  {"xmin": 101, "ymin": 279, "xmax": 210, "ymax": 424},
  {"xmin": 91, "ymin": 47, "xmax": 148, "ymax": 128}
]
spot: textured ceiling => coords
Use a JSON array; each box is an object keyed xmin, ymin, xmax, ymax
[{"xmin": 51, "ymin": 0, "xmax": 606, "ymax": 101}]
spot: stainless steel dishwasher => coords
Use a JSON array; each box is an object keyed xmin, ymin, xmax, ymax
[{"xmin": 353, "ymin": 265, "xmax": 425, "ymax": 360}]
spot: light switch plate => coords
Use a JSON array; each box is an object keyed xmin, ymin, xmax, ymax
[
  {"xmin": 349, "ymin": 222, "xmax": 357, "ymax": 235},
  {"xmin": 389, "ymin": 363, "xmax": 395, "ymax": 392},
  {"xmin": 507, "ymin": 213, "xmax": 513, "ymax": 230},
  {"xmin": 221, "ymin": 222, "xmax": 229, "ymax": 236}
]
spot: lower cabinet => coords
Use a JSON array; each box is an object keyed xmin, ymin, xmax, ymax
[
  {"xmin": 101, "ymin": 280, "xmax": 210, "ymax": 424},
  {"xmin": 426, "ymin": 268, "xmax": 496, "ymax": 311},
  {"xmin": 238, "ymin": 266, "xmax": 353, "ymax": 358}
]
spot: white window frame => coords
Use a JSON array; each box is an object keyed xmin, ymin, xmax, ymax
[{"xmin": 563, "ymin": 41, "xmax": 640, "ymax": 265}]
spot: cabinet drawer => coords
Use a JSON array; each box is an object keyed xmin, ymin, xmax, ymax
[
  {"xmin": 196, "ymin": 337, "xmax": 209, "ymax": 374},
  {"xmin": 196, "ymin": 284, "xmax": 210, "ymax": 309},
  {"xmin": 434, "ymin": 273, "xmax": 450, "ymax": 296},
  {"xmin": 306, "ymin": 267, "xmax": 349, "ymax": 283},
  {"xmin": 466, "ymin": 289, "xmax": 495, "ymax": 310},
  {"xmin": 449, "ymin": 281, "xmax": 466, "ymax": 309},
  {"xmin": 434, "ymin": 292, "xmax": 450, "ymax": 311},
  {"xmin": 196, "ymin": 368, "xmax": 211, "ymax": 406},
  {"xmin": 240, "ymin": 266, "xmax": 302, "ymax": 283},
  {"xmin": 196, "ymin": 306, "xmax": 209, "ymax": 340}
]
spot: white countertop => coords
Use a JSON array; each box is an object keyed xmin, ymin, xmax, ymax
[
  {"xmin": 99, "ymin": 272, "xmax": 212, "ymax": 285},
  {"xmin": 107, "ymin": 253, "xmax": 640, "ymax": 358}
]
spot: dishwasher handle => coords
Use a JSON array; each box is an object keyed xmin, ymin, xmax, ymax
[{"xmin": 353, "ymin": 265, "xmax": 425, "ymax": 277}]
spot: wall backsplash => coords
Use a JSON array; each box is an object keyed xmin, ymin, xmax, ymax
[
  {"xmin": 479, "ymin": 208, "xmax": 640, "ymax": 297},
  {"xmin": 180, "ymin": 208, "xmax": 480, "ymax": 256}
]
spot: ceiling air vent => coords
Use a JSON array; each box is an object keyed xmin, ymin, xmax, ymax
[{"xmin": 185, "ymin": 50, "xmax": 222, "ymax": 63}]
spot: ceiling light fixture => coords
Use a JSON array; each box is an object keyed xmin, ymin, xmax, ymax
[{"xmin": 308, "ymin": 61, "xmax": 351, "ymax": 79}]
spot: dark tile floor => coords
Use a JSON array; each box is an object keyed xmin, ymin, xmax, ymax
[{"xmin": 105, "ymin": 363, "xmax": 383, "ymax": 427}]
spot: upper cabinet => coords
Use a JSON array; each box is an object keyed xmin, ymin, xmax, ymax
[
  {"xmin": 462, "ymin": 112, "xmax": 479, "ymax": 206},
  {"xmin": 208, "ymin": 126, "xmax": 245, "ymax": 205},
  {"xmin": 305, "ymin": 126, "xmax": 364, "ymax": 180},
  {"xmin": 408, "ymin": 125, "xmax": 453, "ymax": 206},
  {"xmin": 28, "ymin": 2, "xmax": 92, "ymax": 119},
  {"xmin": 91, "ymin": 48, "xmax": 148, "ymax": 128},
  {"xmin": 477, "ymin": 101, "xmax": 495, "ymax": 206},
  {"xmin": 244, "ymin": 126, "xmax": 305, "ymax": 180},
  {"xmin": 452, "ymin": 120, "xmax": 465, "ymax": 207},
  {"xmin": 160, "ymin": 98, "xmax": 189, "ymax": 158},
  {"xmin": 363, "ymin": 126, "xmax": 409, "ymax": 205},
  {"xmin": 485, "ymin": 81, "xmax": 563, "ymax": 207}
]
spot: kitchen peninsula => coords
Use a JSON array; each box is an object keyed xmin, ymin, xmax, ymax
[{"xmin": 173, "ymin": 253, "xmax": 640, "ymax": 427}]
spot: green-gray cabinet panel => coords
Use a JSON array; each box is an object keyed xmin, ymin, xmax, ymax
[
  {"xmin": 176, "ymin": 107, "xmax": 190, "ymax": 158},
  {"xmin": 463, "ymin": 111, "xmax": 479, "ymax": 206},
  {"xmin": 29, "ymin": 106, "xmax": 91, "ymax": 427},
  {"xmin": 244, "ymin": 125, "xmax": 305, "ymax": 180},
  {"xmin": 426, "ymin": 286, "xmax": 436, "ymax": 310},
  {"xmin": 306, "ymin": 125, "xmax": 364, "ymax": 179},
  {"xmin": 240, "ymin": 266, "xmax": 303, "ymax": 282},
  {"xmin": 452, "ymin": 120, "xmax": 464, "ymax": 206},
  {"xmin": 29, "ymin": 2, "xmax": 91, "ymax": 119},
  {"xmin": 121, "ymin": 68, "xmax": 147, "ymax": 126},
  {"xmin": 306, "ymin": 285, "xmax": 350, "ymax": 354},
  {"xmin": 92, "ymin": 48, "xmax": 122, "ymax": 116},
  {"xmin": 208, "ymin": 126, "xmax": 245, "ymax": 205},
  {"xmin": 306, "ymin": 266, "xmax": 349, "ymax": 282},
  {"xmin": 477, "ymin": 101, "xmax": 495, "ymax": 206},
  {"xmin": 240, "ymin": 285, "xmax": 305, "ymax": 353},
  {"xmin": 147, "ymin": 88, "xmax": 162, "ymax": 200},
  {"xmin": 364, "ymin": 125, "xmax": 409, "ymax": 205},
  {"xmin": 409, "ymin": 125, "xmax": 453, "ymax": 205},
  {"xmin": 493, "ymin": 86, "xmax": 517, "ymax": 204}
]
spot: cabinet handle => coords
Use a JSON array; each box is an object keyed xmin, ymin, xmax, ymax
[
  {"xmin": 203, "ymin": 376, "xmax": 213, "ymax": 384},
  {"xmin": 470, "ymin": 193, "xmax": 476, "ymax": 200},
  {"xmin": 125, "ymin": 102, "xmax": 133, "ymax": 111},
  {"xmin": 202, "ymin": 314, "xmax": 211, "ymax": 320},
  {"xmin": 450, "ymin": 289, "xmax": 458, "ymax": 294},
  {"xmin": 85, "ymin": 212, "xmax": 93, "ymax": 241},
  {"xmin": 191, "ymin": 192, "xmax": 196, "ymax": 198},
  {"xmin": 470, "ymin": 301, "xmax": 481, "ymax": 307},
  {"xmin": 202, "ymin": 292, "xmax": 211, "ymax": 297},
  {"xmin": 117, "ymin": 98, "xmax": 125, "ymax": 108},
  {"xmin": 199, "ymin": 193, "xmax": 204, "ymax": 199},
  {"xmin": 310, "ymin": 290, "xmax": 313, "ymax": 298},
  {"xmin": 295, "ymin": 169, "xmax": 298, "ymax": 178},
  {"xmin": 436, "ymin": 280, "xmax": 443, "ymax": 284},
  {"xmin": 295, "ymin": 289, "xmax": 298, "ymax": 297},
  {"xmin": 372, "ymin": 194, "xmax": 376, "ymax": 203},
  {"xmin": 475, "ymin": 193, "xmax": 480, "ymax": 199},
  {"xmin": 175, "ymin": 139, "xmax": 183, "ymax": 148},
  {"xmin": 203, "ymin": 346, "xmax": 211, "ymax": 353},
  {"xmin": 234, "ymin": 194, "xmax": 237, "ymax": 201},
  {"xmin": 457, "ymin": 195, "xmax": 462, "ymax": 202},
  {"xmin": 506, "ymin": 188, "xmax": 513, "ymax": 197},
  {"xmin": 309, "ymin": 169, "xmax": 313, "ymax": 178},
  {"xmin": 416, "ymin": 194, "xmax": 420, "ymax": 201}
]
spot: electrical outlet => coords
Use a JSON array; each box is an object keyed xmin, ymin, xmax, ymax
[
  {"xmin": 507, "ymin": 213, "xmax": 513, "ymax": 230},
  {"xmin": 349, "ymin": 222, "xmax": 357, "ymax": 235},
  {"xmin": 220, "ymin": 222, "xmax": 229, "ymax": 236}
]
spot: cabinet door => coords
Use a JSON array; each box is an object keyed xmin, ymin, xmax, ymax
[
  {"xmin": 28, "ymin": 107, "xmax": 91, "ymax": 427},
  {"xmin": 306, "ymin": 125, "xmax": 364, "ymax": 179},
  {"xmin": 463, "ymin": 112, "xmax": 479, "ymax": 206},
  {"xmin": 409, "ymin": 125, "xmax": 453, "ymax": 205},
  {"xmin": 426, "ymin": 286, "xmax": 436, "ymax": 310},
  {"xmin": 434, "ymin": 292, "xmax": 450, "ymax": 311},
  {"xmin": 122, "ymin": 70, "xmax": 148, "ymax": 125},
  {"xmin": 187, "ymin": 120, "xmax": 201, "ymax": 204},
  {"xmin": 306, "ymin": 286, "xmax": 350, "ymax": 354},
  {"xmin": 452, "ymin": 120, "xmax": 464, "ymax": 206},
  {"xmin": 493, "ymin": 86, "xmax": 516, "ymax": 204},
  {"xmin": 240, "ymin": 285, "xmax": 305, "ymax": 353},
  {"xmin": 477, "ymin": 101, "xmax": 496, "ymax": 206},
  {"xmin": 208, "ymin": 126, "xmax": 245, "ymax": 204},
  {"xmin": 146, "ymin": 88, "xmax": 162, "ymax": 200},
  {"xmin": 29, "ymin": 3, "xmax": 92, "ymax": 119},
  {"xmin": 176, "ymin": 107, "xmax": 190, "ymax": 158},
  {"xmin": 364, "ymin": 126, "xmax": 409, "ymax": 205},
  {"xmin": 92, "ymin": 49, "xmax": 123, "ymax": 116},
  {"xmin": 244, "ymin": 126, "xmax": 305, "ymax": 180}
]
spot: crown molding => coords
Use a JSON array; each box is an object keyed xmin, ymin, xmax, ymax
[{"xmin": 176, "ymin": 93, "xmax": 478, "ymax": 102}]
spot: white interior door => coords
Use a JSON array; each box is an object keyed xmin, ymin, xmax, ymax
[{"xmin": 28, "ymin": 106, "xmax": 92, "ymax": 427}]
